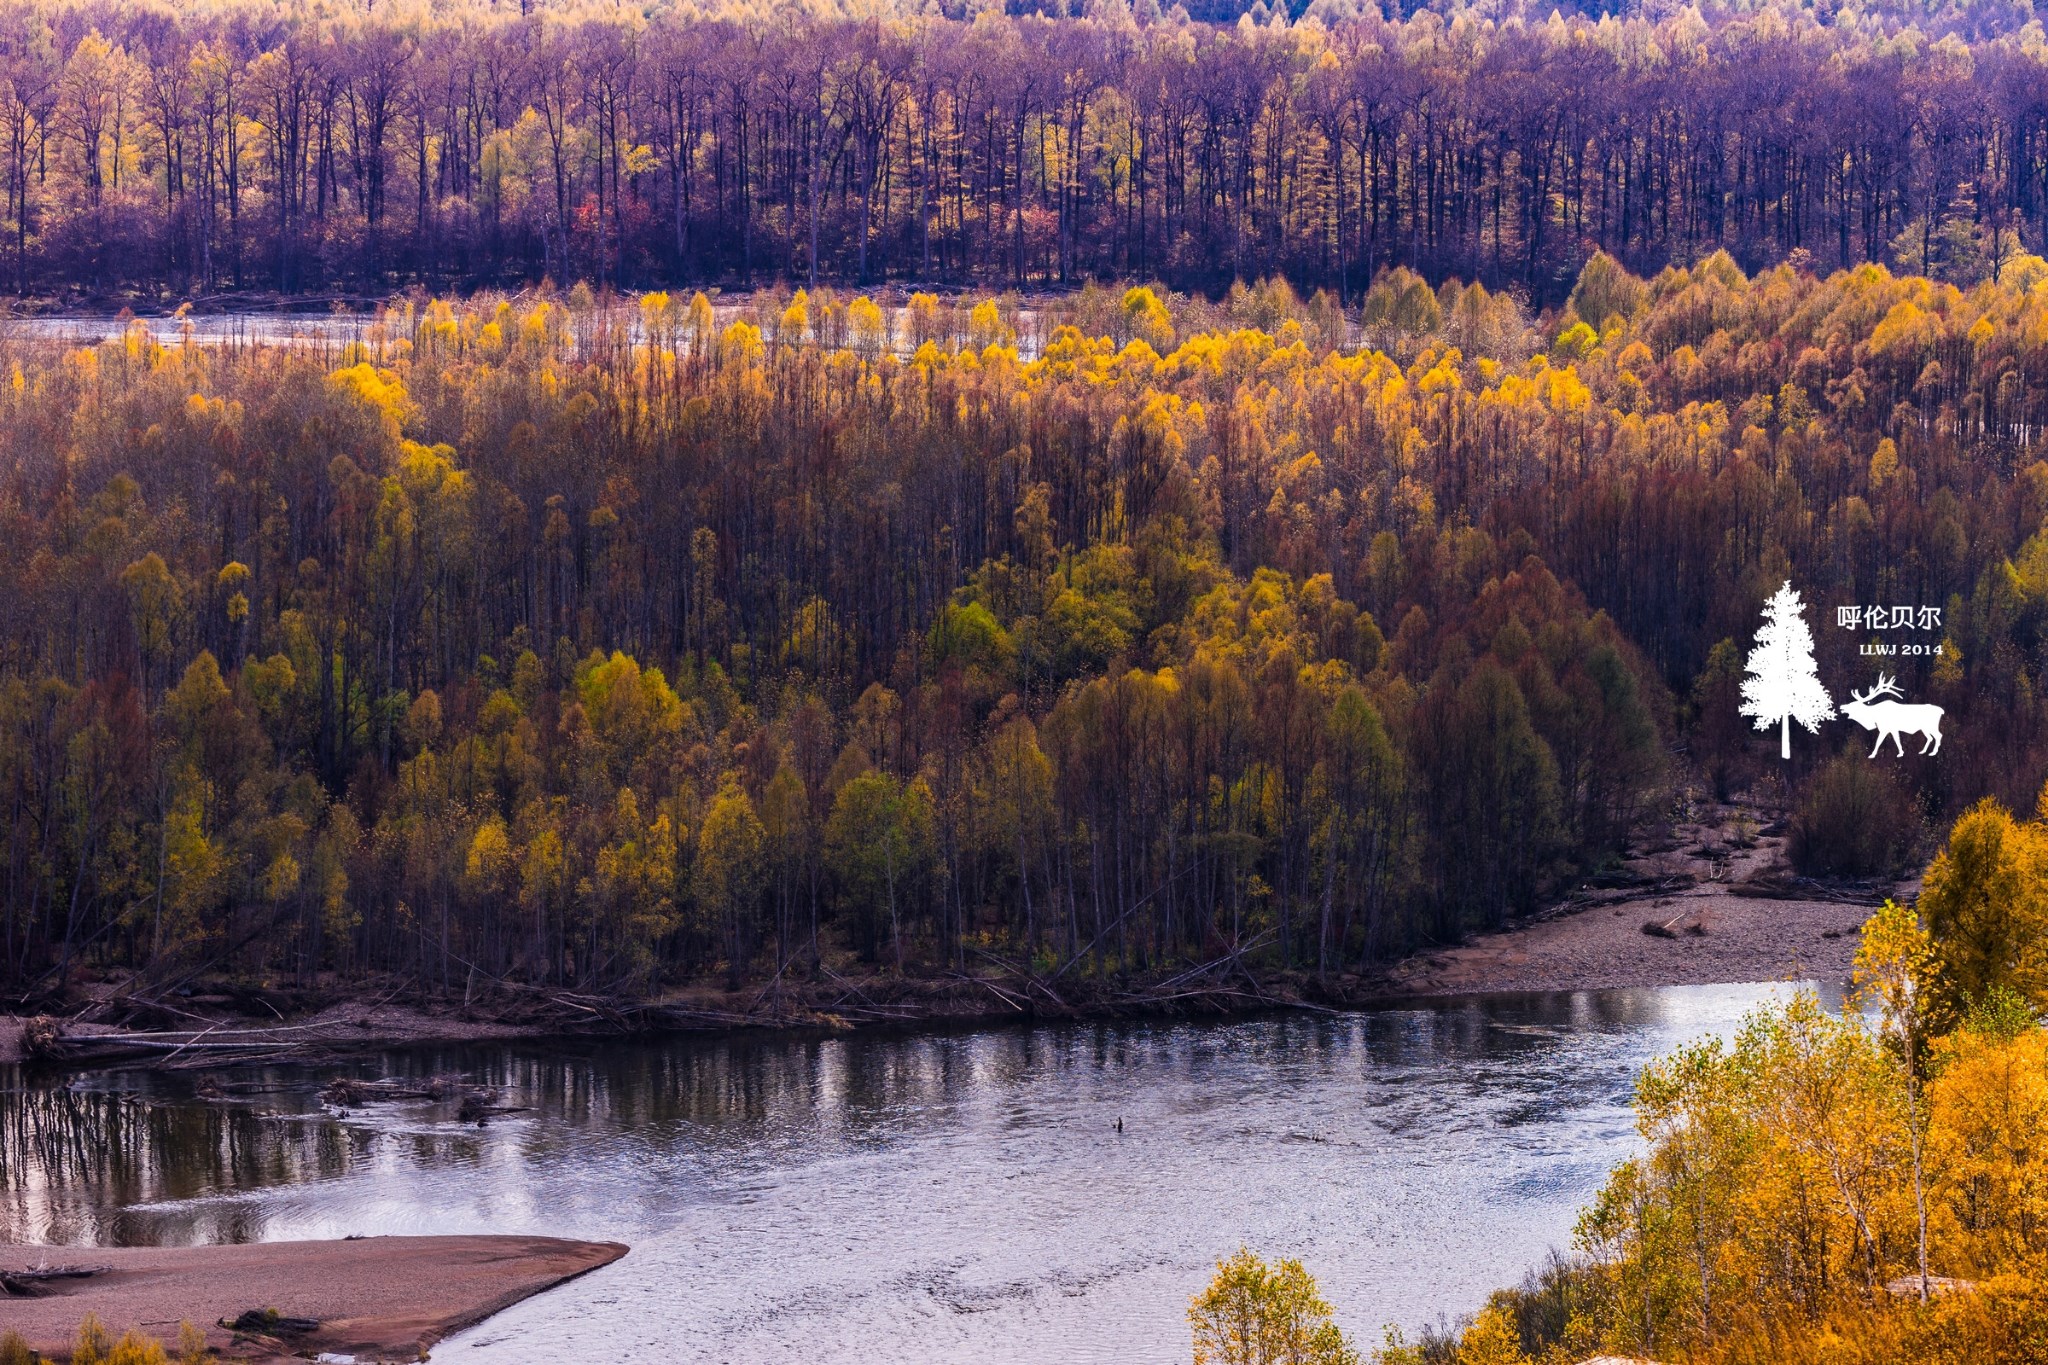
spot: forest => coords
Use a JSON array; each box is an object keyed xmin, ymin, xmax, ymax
[
  {"xmin": 1, "ymin": 0, "xmax": 2048, "ymax": 301},
  {"xmin": 2, "ymin": 242, "xmax": 2047, "ymax": 996}
]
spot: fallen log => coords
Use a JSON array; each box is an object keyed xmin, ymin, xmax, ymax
[
  {"xmin": 457, "ymin": 1093, "xmax": 530, "ymax": 1123},
  {"xmin": 226, "ymin": 1308, "xmax": 320, "ymax": 1335},
  {"xmin": 949, "ymin": 973, "xmax": 1027, "ymax": 1013},
  {"xmin": 321, "ymin": 1075, "xmax": 466, "ymax": 1106},
  {"xmin": 1, "ymin": 1263, "xmax": 112, "ymax": 1296},
  {"xmin": 1729, "ymin": 871, "xmax": 1894, "ymax": 904}
]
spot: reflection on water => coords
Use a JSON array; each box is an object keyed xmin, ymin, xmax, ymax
[
  {"xmin": 0, "ymin": 305, "xmax": 1058, "ymax": 359},
  {"xmin": 1, "ymin": 314, "xmax": 372, "ymax": 348},
  {"xmin": 1, "ymin": 983, "xmax": 1822, "ymax": 1363}
]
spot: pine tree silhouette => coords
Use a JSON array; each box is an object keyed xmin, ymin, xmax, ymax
[{"xmin": 1739, "ymin": 580, "xmax": 1836, "ymax": 760}]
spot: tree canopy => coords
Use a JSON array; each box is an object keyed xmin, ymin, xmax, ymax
[
  {"xmin": 0, "ymin": 0, "xmax": 2045, "ymax": 300},
  {"xmin": 3, "ymin": 248, "xmax": 2047, "ymax": 994}
]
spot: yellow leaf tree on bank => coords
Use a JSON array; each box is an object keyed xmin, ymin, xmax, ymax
[
  {"xmin": 1190, "ymin": 1248, "xmax": 1358, "ymax": 1365},
  {"xmin": 1436, "ymin": 794, "xmax": 2048, "ymax": 1365}
]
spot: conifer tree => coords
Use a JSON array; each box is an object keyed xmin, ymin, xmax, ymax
[{"xmin": 1740, "ymin": 581, "xmax": 1835, "ymax": 761}]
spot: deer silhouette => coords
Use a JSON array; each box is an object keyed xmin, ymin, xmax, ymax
[{"xmin": 1840, "ymin": 674, "xmax": 1944, "ymax": 757}]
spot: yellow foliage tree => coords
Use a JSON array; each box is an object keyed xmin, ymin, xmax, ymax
[
  {"xmin": 1917, "ymin": 796, "xmax": 2048, "ymax": 1020},
  {"xmin": 1189, "ymin": 1248, "xmax": 1358, "ymax": 1365}
]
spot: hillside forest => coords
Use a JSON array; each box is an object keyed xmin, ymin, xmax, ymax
[
  {"xmin": 4, "ymin": 0, "xmax": 2048, "ymax": 301},
  {"xmin": 1, "ymin": 247, "xmax": 2046, "ymax": 996}
]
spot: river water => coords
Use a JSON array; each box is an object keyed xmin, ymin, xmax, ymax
[
  {"xmin": 0, "ymin": 304, "xmax": 1054, "ymax": 358},
  {"xmin": 0, "ymin": 313, "xmax": 373, "ymax": 348},
  {"xmin": 0, "ymin": 982, "xmax": 1818, "ymax": 1363}
]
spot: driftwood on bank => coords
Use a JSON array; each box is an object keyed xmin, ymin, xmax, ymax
[
  {"xmin": 448, "ymin": 967, "xmax": 1206, "ymax": 1033},
  {"xmin": 313, "ymin": 1076, "xmax": 527, "ymax": 1124},
  {"xmin": 20, "ymin": 1013, "xmax": 369, "ymax": 1069},
  {"xmin": 224, "ymin": 1308, "xmax": 320, "ymax": 1336},
  {"xmin": 1729, "ymin": 869, "xmax": 1897, "ymax": 903},
  {"xmin": 1, "ymin": 1263, "xmax": 112, "ymax": 1296},
  {"xmin": 14, "ymin": 945, "xmax": 1367, "ymax": 1077}
]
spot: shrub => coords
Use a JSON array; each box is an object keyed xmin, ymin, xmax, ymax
[
  {"xmin": 73, "ymin": 1314, "xmax": 111, "ymax": 1365},
  {"xmin": 108, "ymin": 1329, "xmax": 170, "ymax": 1365},
  {"xmin": 1789, "ymin": 755, "xmax": 1921, "ymax": 877}
]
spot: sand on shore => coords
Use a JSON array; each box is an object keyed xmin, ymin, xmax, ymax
[
  {"xmin": 0, "ymin": 1234, "xmax": 627, "ymax": 1363},
  {"xmin": 1385, "ymin": 806, "xmax": 1900, "ymax": 997},
  {"xmin": 1384, "ymin": 883, "xmax": 1871, "ymax": 995}
]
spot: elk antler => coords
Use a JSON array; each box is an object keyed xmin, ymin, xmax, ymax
[{"xmin": 1849, "ymin": 675, "xmax": 1904, "ymax": 704}]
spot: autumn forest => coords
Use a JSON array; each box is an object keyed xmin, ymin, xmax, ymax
[
  {"xmin": 0, "ymin": 222, "xmax": 2037, "ymax": 1000},
  {"xmin": 1, "ymin": 0, "xmax": 2047, "ymax": 301},
  {"xmin": 0, "ymin": 0, "xmax": 2037, "ymax": 1025},
  {"xmin": 4, "ymin": 1, "xmax": 2048, "ymax": 1363}
]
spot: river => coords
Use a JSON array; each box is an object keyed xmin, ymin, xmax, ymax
[
  {"xmin": 0, "ymin": 312, "xmax": 373, "ymax": 348},
  {"xmin": 0, "ymin": 303, "xmax": 1052, "ymax": 359},
  {"xmin": 0, "ymin": 982, "xmax": 1821, "ymax": 1363}
]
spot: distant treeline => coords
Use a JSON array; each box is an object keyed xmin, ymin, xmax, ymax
[
  {"xmin": 4, "ymin": 248, "xmax": 2048, "ymax": 994},
  {"xmin": 2, "ymin": 0, "xmax": 2048, "ymax": 302}
]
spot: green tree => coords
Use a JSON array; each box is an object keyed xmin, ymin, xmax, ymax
[
  {"xmin": 1413, "ymin": 661, "xmax": 1561, "ymax": 935},
  {"xmin": 825, "ymin": 769, "xmax": 934, "ymax": 968},
  {"xmin": 982, "ymin": 716, "xmax": 1056, "ymax": 956},
  {"xmin": 695, "ymin": 773, "xmax": 765, "ymax": 985},
  {"xmin": 595, "ymin": 788, "xmax": 680, "ymax": 988},
  {"xmin": 1631, "ymin": 1037, "xmax": 1754, "ymax": 1342},
  {"xmin": 1688, "ymin": 638, "xmax": 1752, "ymax": 801},
  {"xmin": 761, "ymin": 761, "xmax": 814, "ymax": 974},
  {"xmin": 1310, "ymin": 685, "xmax": 1402, "ymax": 971},
  {"xmin": 120, "ymin": 551, "xmax": 183, "ymax": 703},
  {"xmin": 1917, "ymin": 798, "xmax": 2048, "ymax": 1020}
]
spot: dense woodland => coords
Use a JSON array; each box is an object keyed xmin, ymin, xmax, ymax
[
  {"xmin": 8, "ymin": 0, "xmax": 2048, "ymax": 300},
  {"xmin": 2, "ymin": 245, "xmax": 2048, "ymax": 994}
]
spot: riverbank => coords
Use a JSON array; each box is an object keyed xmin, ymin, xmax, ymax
[
  {"xmin": 0, "ymin": 1234, "xmax": 625, "ymax": 1362},
  {"xmin": 1385, "ymin": 802, "xmax": 1895, "ymax": 996},
  {"xmin": 0, "ymin": 969, "xmax": 1364, "ymax": 1069},
  {"xmin": 0, "ymin": 804, "xmax": 1898, "ymax": 1072}
]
